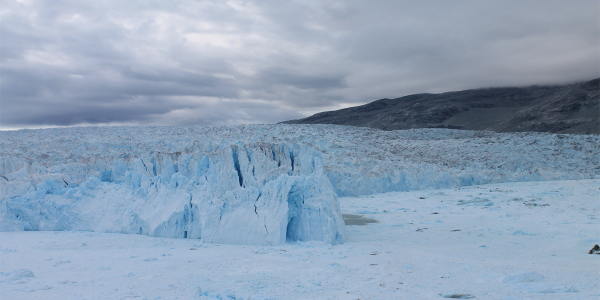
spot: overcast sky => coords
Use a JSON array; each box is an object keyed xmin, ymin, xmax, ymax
[{"xmin": 1, "ymin": 0, "xmax": 598, "ymax": 130}]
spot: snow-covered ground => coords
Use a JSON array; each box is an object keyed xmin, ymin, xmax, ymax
[
  {"xmin": 1, "ymin": 125, "xmax": 599, "ymax": 299},
  {"xmin": 2, "ymin": 179, "xmax": 598, "ymax": 300}
]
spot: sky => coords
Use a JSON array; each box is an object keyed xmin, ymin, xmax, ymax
[{"xmin": 1, "ymin": 0, "xmax": 598, "ymax": 130}]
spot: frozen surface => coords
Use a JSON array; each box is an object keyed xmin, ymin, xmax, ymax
[
  {"xmin": 1, "ymin": 179, "xmax": 598, "ymax": 299},
  {"xmin": 1, "ymin": 141, "xmax": 344, "ymax": 245},
  {"xmin": 1, "ymin": 125, "xmax": 598, "ymax": 244},
  {"xmin": 1, "ymin": 125, "xmax": 598, "ymax": 197}
]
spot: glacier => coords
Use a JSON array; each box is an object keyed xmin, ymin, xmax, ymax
[
  {"xmin": 0, "ymin": 141, "xmax": 345, "ymax": 245},
  {"xmin": 1, "ymin": 124, "xmax": 598, "ymax": 245}
]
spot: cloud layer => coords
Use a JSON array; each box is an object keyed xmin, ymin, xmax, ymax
[{"xmin": 1, "ymin": 0, "xmax": 598, "ymax": 129}]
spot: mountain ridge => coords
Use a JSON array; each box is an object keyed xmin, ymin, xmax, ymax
[{"xmin": 282, "ymin": 78, "xmax": 599, "ymax": 134}]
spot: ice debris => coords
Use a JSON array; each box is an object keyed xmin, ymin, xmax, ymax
[
  {"xmin": 0, "ymin": 269, "xmax": 34, "ymax": 283},
  {"xmin": 502, "ymin": 270, "xmax": 546, "ymax": 283},
  {"xmin": 457, "ymin": 198, "xmax": 494, "ymax": 206}
]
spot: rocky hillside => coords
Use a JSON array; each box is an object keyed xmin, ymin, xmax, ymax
[{"xmin": 283, "ymin": 78, "xmax": 599, "ymax": 134}]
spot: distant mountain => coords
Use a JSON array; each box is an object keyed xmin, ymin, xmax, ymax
[{"xmin": 282, "ymin": 78, "xmax": 599, "ymax": 134}]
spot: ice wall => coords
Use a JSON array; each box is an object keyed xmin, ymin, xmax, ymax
[
  {"xmin": 1, "ymin": 125, "xmax": 598, "ymax": 241},
  {"xmin": 0, "ymin": 143, "xmax": 346, "ymax": 245}
]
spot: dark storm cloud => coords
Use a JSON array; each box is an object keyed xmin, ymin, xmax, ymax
[{"xmin": 1, "ymin": 0, "xmax": 598, "ymax": 129}]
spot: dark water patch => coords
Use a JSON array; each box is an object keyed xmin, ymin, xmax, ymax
[
  {"xmin": 343, "ymin": 214, "xmax": 378, "ymax": 226},
  {"xmin": 441, "ymin": 294, "xmax": 475, "ymax": 299}
]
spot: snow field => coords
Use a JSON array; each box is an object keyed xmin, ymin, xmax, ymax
[
  {"xmin": 1, "ymin": 179, "xmax": 598, "ymax": 299},
  {"xmin": 0, "ymin": 125, "xmax": 598, "ymax": 298}
]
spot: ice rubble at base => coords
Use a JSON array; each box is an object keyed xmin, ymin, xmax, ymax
[{"xmin": 1, "ymin": 124, "xmax": 598, "ymax": 245}]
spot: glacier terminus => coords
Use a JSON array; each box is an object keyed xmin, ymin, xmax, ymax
[{"xmin": 1, "ymin": 125, "xmax": 598, "ymax": 246}]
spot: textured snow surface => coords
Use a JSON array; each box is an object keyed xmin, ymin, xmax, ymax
[
  {"xmin": 1, "ymin": 180, "xmax": 598, "ymax": 299},
  {"xmin": 0, "ymin": 125, "xmax": 598, "ymax": 244}
]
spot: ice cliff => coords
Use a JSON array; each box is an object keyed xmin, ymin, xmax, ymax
[
  {"xmin": 0, "ymin": 142, "xmax": 345, "ymax": 245},
  {"xmin": 1, "ymin": 125, "xmax": 598, "ymax": 244}
]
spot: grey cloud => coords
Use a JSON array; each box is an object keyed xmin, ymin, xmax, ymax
[
  {"xmin": 1, "ymin": 0, "xmax": 598, "ymax": 129},
  {"xmin": 145, "ymin": 101, "xmax": 307, "ymax": 127},
  {"xmin": 257, "ymin": 68, "xmax": 347, "ymax": 90},
  {"xmin": 8, "ymin": 103, "xmax": 167, "ymax": 126}
]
